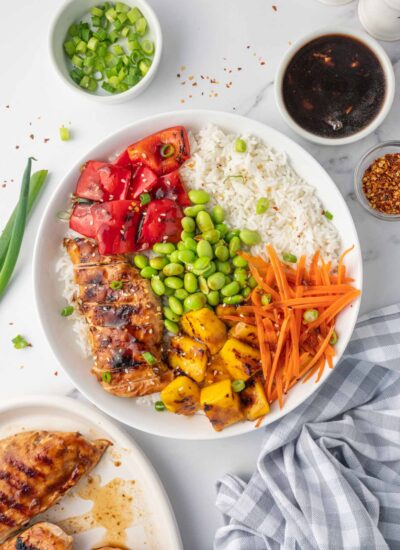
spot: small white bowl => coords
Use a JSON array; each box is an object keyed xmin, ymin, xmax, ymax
[
  {"xmin": 49, "ymin": 0, "xmax": 163, "ymax": 104},
  {"xmin": 275, "ymin": 28, "xmax": 395, "ymax": 145}
]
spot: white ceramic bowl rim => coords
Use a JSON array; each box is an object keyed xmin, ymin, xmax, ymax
[
  {"xmin": 274, "ymin": 27, "xmax": 396, "ymax": 145},
  {"xmin": 33, "ymin": 109, "xmax": 363, "ymax": 440},
  {"xmin": 49, "ymin": 0, "xmax": 163, "ymax": 103}
]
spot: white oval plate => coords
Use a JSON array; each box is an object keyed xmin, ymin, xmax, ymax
[
  {"xmin": 33, "ymin": 110, "xmax": 362, "ymax": 440},
  {"xmin": 0, "ymin": 395, "xmax": 182, "ymax": 549}
]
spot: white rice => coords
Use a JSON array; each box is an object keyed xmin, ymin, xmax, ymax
[
  {"xmin": 57, "ymin": 124, "xmax": 341, "ymax": 403},
  {"xmin": 180, "ymin": 124, "xmax": 341, "ymax": 266}
]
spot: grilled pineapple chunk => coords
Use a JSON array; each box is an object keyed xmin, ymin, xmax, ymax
[
  {"xmin": 161, "ymin": 376, "xmax": 200, "ymax": 416},
  {"xmin": 204, "ymin": 354, "xmax": 231, "ymax": 386},
  {"xmin": 180, "ymin": 308, "xmax": 227, "ymax": 354},
  {"xmin": 229, "ymin": 322, "xmax": 258, "ymax": 347},
  {"xmin": 216, "ymin": 304, "xmax": 237, "ymax": 327},
  {"xmin": 168, "ymin": 335, "xmax": 208, "ymax": 383},
  {"xmin": 220, "ymin": 338, "xmax": 261, "ymax": 381},
  {"xmin": 240, "ymin": 378, "xmax": 270, "ymax": 421},
  {"xmin": 200, "ymin": 379, "xmax": 244, "ymax": 431}
]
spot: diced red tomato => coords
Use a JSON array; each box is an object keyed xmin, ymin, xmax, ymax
[
  {"xmin": 127, "ymin": 165, "xmax": 159, "ymax": 199},
  {"xmin": 76, "ymin": 161, "xmax": 132, "ymax": 202},
  {"xmin": 156, "ymin": 170, "xmax": 191, "ymax": 206},
  {"xmin": 69, "ymin": 204, "xmax": 96, "ymax": 238},
  {"xmin": 138, "ymin": 199, "xmax": 183, "ymax": 248},
  {"xmin": 127, "ymin": 126, "xmax": 190, "ymax": 176},
  {"xmin": 91, "ymin": 200, "xmax": 141, "ymax": 255},
  {"xmin": 112, "ymin": 149, "xmax": 131, "ymax": 167}
]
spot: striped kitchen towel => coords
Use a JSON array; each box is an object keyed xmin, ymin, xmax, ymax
[{"xmin": 215, "ymin": 304, "xmax": 400, "ymax": 550}]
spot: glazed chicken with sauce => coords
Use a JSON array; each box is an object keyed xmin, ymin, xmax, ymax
[
  {"xmin": 0, "ymin": 431, "xmax": 110, "ymax": 544},
  {"xmin": 1, "ymin": 522, "xmax": 72, "ymax": 550},
  {"xmin": 64, "ymin": 238, "xmax": 173, "ymax": 397}
]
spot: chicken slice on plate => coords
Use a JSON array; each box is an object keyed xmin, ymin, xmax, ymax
[
  {"xmin": 64, "ymin": 238, "xmax": 171, "ymax": 398},
  {"xmin": 1, "ymin": 522, "xmax": 72, "ymax": 550},
  {"xmin": 0, "ymin": 431, "xmax": 110, "ymax": 544}
]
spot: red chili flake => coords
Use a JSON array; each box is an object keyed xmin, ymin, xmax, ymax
[
  {"xmin": 237, "ymin": 67, "xmax": 242, "ymax": 71},
  {"xmin": 180, "ymin": 65, "xmax": 186, "ymax": 71},
  {"xmin": 15, "ymin": 145, "xmax": 20, "ymax": 149},
  {"xmin": 362, "ymin": 153, "xmax": 400, "ymax": 215},
  {"xmin": 181, "ymin": 81, "xmax": 186, "ymax": 85},
  {"xmin": 246, "ymin": 45, "xmax": 250, "ymax": 49},
  {"xmin": 200, "ymin": 75, "xmax": 205, "ymax": 80},
  {"xmin": 201, "ymin": 92, "xmax": 204, "ymax": 96},
  {"xmin": 2, "ymin": 184, "xmax": 6, "ymax": 188},
  {"xmin": 180, "ymin": 99, "xmax": 185, "ymax": 103},
  {"xmin": 188, "ymin": 75, "xmax": 194, "ymax": 81},
  {"xmin": 54, "ymin": 371, "xmax": 59, "ymax": 376},
  {"xmin": 192, "ymin": 82, "xmax": 198, "ymax": 87},
  {"xmin": 189, "ymin": 94, "xmax": 193, "ymax": 98},
  {"xmin": 5, "ymin": 105, "xmax": 10, "ymax": 109},
  {"xmin": 44, "ymin": 138, "xmax": 50, "ymax": 143},
  {"xmin": 272, "ymin": 4, "xmax": 277, "ymax": 10},
  {"xmin": 177, "ymin": 73, "xmax": 181, "ymax": 78},
  {"xmin": 260, "ymin": 61, "xmax": 266, "ymax": 66},
  {"xmin": 29, "ymin": 134, "xmax": 34, "ymax": 140}
]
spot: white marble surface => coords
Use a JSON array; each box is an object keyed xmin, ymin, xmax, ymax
[{"xmin": 0, "ymin": 1, "xmax": 399, "ymax": 548}]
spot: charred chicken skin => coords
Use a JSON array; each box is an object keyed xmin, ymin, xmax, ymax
[
  {"xmin": 64, "ymin": 238, "xmax": 172, "ymax": 397},
  {"xmin": 0, "ymin": 431, "xmax": 110, "ymax": 544},
  {"xmin": 1, "ymin": 522, "xmax": 73, "ymax": 550}
]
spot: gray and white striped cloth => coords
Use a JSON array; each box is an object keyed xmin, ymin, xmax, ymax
[{"xmin": 215, "ymin": 304, "xmax": 400, "ymax": 550}]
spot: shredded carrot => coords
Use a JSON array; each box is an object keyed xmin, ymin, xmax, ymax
[{"xmin": 216, "ymin": 244, "xmax": 360, "ymax": 412}]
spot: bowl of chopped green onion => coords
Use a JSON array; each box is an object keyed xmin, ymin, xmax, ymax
[{"xmin": 49, "ymin": 0, "xmax": 162, "ymax": 103}]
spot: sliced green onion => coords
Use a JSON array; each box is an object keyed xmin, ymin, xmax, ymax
[
  {"xmin": 139, "ymin": 193, "xmax": 151, "ymax": 205},
  {"xmin": 94, "ymin": 28, "xmax": 107, "ymax": 41},
  {"xmin": 139, "ymin": 58, "xmax": 151, "ymax": 75},
  {"xmin": 232, "ymin": 379, "xmax": 246, "ymax": 392},
  {"xmin": 135, "ymin": 16, "xmax": 147, "ymax": 36},
  {"xmin": 109, "ymin": 30, "xmax": 119, "ymax": 43},
  {"xmin": 110, "ymin": 280, "xmax": 123, "ymax": 290},
  {"xmin": 72, "ymin": 54, "xmax": 84, "ymax": 68},
  {"xmin": 61, "ymin": 305, "xmax": 74, "ymax": 317},
  {"xmin": 330, "ymin": 330, "xmax": 338, "ymax": 345},
  {"xmin": 141, "ymin": 39, "xmax": 154, "ymax": 55},
  {"xmin": 105, "ymin": 7, "xmax": 117, "ymax": 22},
  {"xmin": 127, "ymin": 7, "xmax": 142, "ymax": 24},
  {"xmin": 101, "ymin": 371, "xmax": 112, "ymax": 383},
  {"xmin": 63, "ymin": 40, "xmax": 75, "ymax": 57},
  {"xmin": 113, "ymin": 44, "xmax": 124, "ymax": 55},
  {"xmin": 59, "ymin": 126, "xmax": 70, "ymax": 141},
  {"xmin": 68, "ymin": 23, "xmax": 79, "ymax": 37},
  {"xmin": 91, "ymin": 6, "xmax": 104, "ymax": 17},
  {"xmin": 160, "ymin": 143, "xmax": 175, "ymax": 158},
  {"xmin": 303, "ymin": 309, "xmax": 319, "ymax": 323},
  {"xmin": 324, "ymin": 210, "xmax": 334, "ymax": 220},
  {"xmin": 0, "ymin": 158, "xmax": 33, "ymax": 299},
  {"xmin": 102, "ymin": 81, "xmax": 115, "ymax": 93},
  {"xmin": 12, "ymin": 334, "xmax": 31, "ymax": 349},
  {"xmin": 235, "ymin": 138, "xmax": 247, "ymax": 153},
  {"xmin": 116, "ymin": 2, "xmax": 130, "ymax": 13},
  {"xmin": 256, "ymin": 197, "xmax": 270, "ymax": 214},
  {"xmin": 142, "ymin": 351, "xmax": 157, "ymax": 365},
  {"xmin": 155, "ymin": 400, "xmax": 166, "ymax": 411},
  {"xmin": 0, "ymin": 170, "xmax": 47, "ymax": 269},
  {"xmin": 56, "ymin": 210, "xmax": 71, "ymax": 221},
  {"xmin": 87, "ymin": 36, "xmax": 99, "ymax": 51},
  {"xmin": 282, "ymin": 252, "xmax": 297, "ymax": 263}
]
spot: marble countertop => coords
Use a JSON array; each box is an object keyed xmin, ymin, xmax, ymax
[{"xmin": 1, "ymin": 0, "xmax": 399, "ymax": 548}]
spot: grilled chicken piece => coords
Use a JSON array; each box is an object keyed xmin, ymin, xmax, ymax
[
  {"xmin": 2, "ymin": 522, "xmax": 72, "ymax": 550},
  {"xmin": 64, "ymin": 238, "xmax": 171, "ymax": 397},
  {"xmin": 0, "ymin": 431, "xmax": 110, "ymax": 544}
]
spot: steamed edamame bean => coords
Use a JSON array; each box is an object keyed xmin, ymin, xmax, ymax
[
  {"xmin": 215, "ymin": 223, "xmax": 228, "ymax": 237},
  {"xmin": 229, "ymin": 236, "xmax": 241, "ymax": 257},
  {"xmin": 164, "ymin": 286, "xmax": 174, "ymax": 296},
  {"xmin": 181, "ymin": 230, "xmax": 194, "ymax": 241},
  {"xmin": 181, "ymin": 216, "xmax": 196, "ymax": 233},
  {"xmin": 196, "ymin": 211, "xmax": 214, "ymax": 232},
  {"xmin": 188, "ymin": 189, "xmax": 210, "ymax": 204},
  {"xmin": 207, "ymin": 272, "xmax": 226, "ymax": 290},
  {"xmin": 202, "ymin": 261, "xmax": 216, "ymax": 277},
  {"xmin": 184, "ymin": 272, "xmax": 198, "ymax": 293},
  {"xmin": 193, "ymin": 256, "xmax": 211, "ymax": 271},
  {"xmin": 226, "ymin": 229, "xmax": 240, "ymax": 242},
  {"xmin": 216, "ymin": 260, "xmax": 231, "ymax": 274},
  {"xmin": 169, "ymin": 296, "xmax": 184, "ymax": 315},
  {"xmin": 212, "ymin": 205, "xmax": 225, "ymax": 223},
  {"xmin": 163, "ymin": 263, "xmax": 185, "ymax": 276},
  {"xmin": 184, "ymin": 292, "xmax": 207, "ymax": 311},
  {"xmin": 175, "ymin": 288, "xmax": 189, "ymax": 300},
  {"xmin": 134, "ymin": 254, "xmax": 148, "ymax": 269},
  {"xmin": 202, "ymin": 229, "xmax": 220, "ymax": 244},
  {"xmin": 164, "ymin": 319, "xmax": 179, "ymax": 334},
  {"xmin": 177, "ymin": 249, "xmax": 196, "ymax": 264},
  {"xmin": 239, "ymin": 229, "xmax": 261, "ymax": 246},
  {"xmin": 242, "ymin": 287, "xmax": 251, "ymax": 298},
  {"xmin": 198, "ymin": 276, "xmax": 209, "ymax": 294},
  {"xmin": 221, "ymin": 281, "xmax": 240, "ymax": 297},
  {"xmin": 169, "ymin": 250, "xmax": 181, "ymax": 263},
  {"xmin": 151, "ymin": 276, "xmax": 165, "ymax": 296},
  {"xmin": 215, "ymin": 245, "xmax": 229, "ymax": 262},
  {"xmin": 207, "ymin": 290, "xmax": 220, "ymax": 306},
  {"xmin": 233, "ymin": 268, "xmax": 248, "ymax": 287},
  {"xmin": 184, "ymin": 204, "xmax": 206, "ymax": 217},
  {"xmin": 197, "ymin": 239, "xmax": 213, "ymax": 259},
  {"xmin": 153, "ymin": 242, "xmax": 176, "ymax": 255},
  {"xmin": 183, "ymin": 237, "xmax": 198, "ymax": 252},
  {"xmin": 140, "ymin": 266, "xmax": 158, "ymax": 278},
  {"xmin": 223, "ymin": 295, "xmax": 244, "ymax": 305},
  {"xmin": 164, "ymin": 276, "xmax": 184, "ymax": 289},
  {"xmin": 232, "ymin": 255, "xmax": 248, "ymax": 268},
  {"xmin": 248, "ymin": 276, "xmax": 257, "ymax": 288},
  {"xmin": 150, "ymin": 256, "xmax": 169, "ymax": 270},
  {"xmin": 163, "ymin": 306, "xmax": 180, "ymax": 323}
]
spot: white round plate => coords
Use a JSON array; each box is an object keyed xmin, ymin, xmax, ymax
[
  {"xmin": 0, "ymin": 395, "xmax": 182, "ymax": 550},
  {"xmin": 33, "ymin": 110, "xmax": 363, "ymax": 440}
]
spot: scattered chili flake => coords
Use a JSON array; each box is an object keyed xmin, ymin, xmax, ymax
[
  {"xmin": 15, "ymin": 145, "xmax": 20, "ymax": 149},
  {"xmin": 362, "ymin": 153, "xmax": 400, "ymax": 215},
  {"xmin": 180, "ymin": 99, "xmax": 185, "ymax": 103},
  {"xmin": 5, "ymin": 105, "xmax": 10, "ymax": 109},
  {"xmin": 176, "ymin": 73, "xmax": 180, "ymax": 78},
  {"xmin": 29, "ymin": 134, "xmax": 34, "ymax": 140},
  {"xmin": 180, "ymin": 65, "xmax": 186, "ymax": 71},
  {"xmin": 188, "ymin": 75, "xmax": 194, "ymax": 81},
  {"xmin": 272, "ymin": 4, "xmax": 277, "ymax": 11},
  {"xmin": 44, "ymin": 138, "xmax": 50, "ymax": 143},
  {"xmin": 54, "ymin": 371, "xmax": 59, "ymax": 376}
]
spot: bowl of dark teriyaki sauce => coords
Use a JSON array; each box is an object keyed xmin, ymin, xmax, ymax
[{"xmin": 275, "ymin": 30, "xmax": 395, "ymax": 145}]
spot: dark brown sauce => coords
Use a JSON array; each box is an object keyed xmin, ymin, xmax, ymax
[{"xmin": 282, "ymin": 34, "xmax": 386, "ymax": 138}]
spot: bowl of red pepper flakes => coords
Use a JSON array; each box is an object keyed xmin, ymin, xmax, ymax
[{"xmin": 355, "ymin": 141, "xmax": 400, "ymax": 221}]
